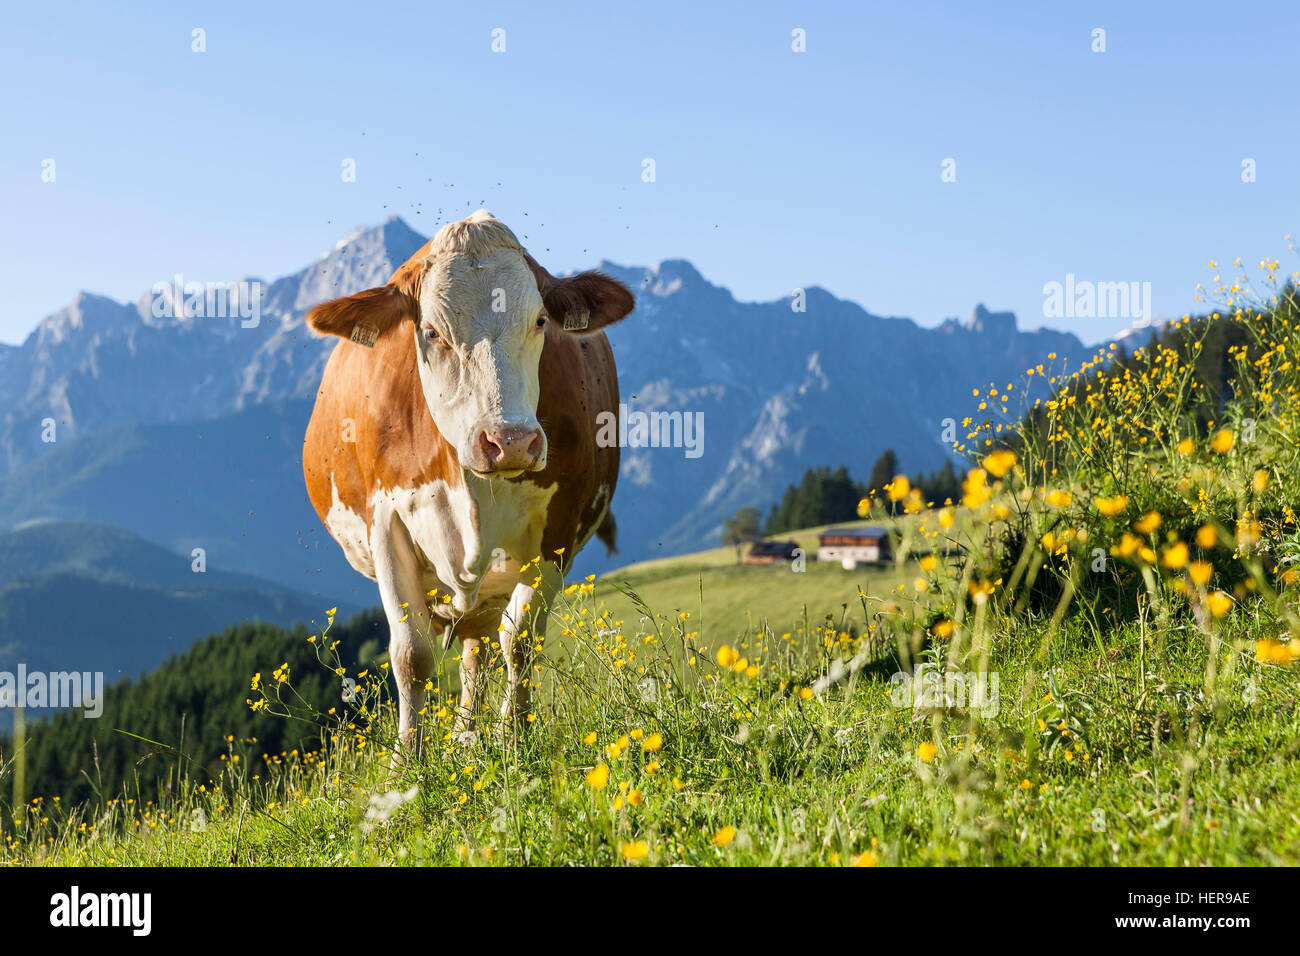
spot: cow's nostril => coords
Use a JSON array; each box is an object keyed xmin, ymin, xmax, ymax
[
  {"xmin": 479, "ymin": 425, "xmax": 544, "ymax": 472},
  {"xmin": 480, "ymin": 431, "xmax": 505, "ymax": 463}
]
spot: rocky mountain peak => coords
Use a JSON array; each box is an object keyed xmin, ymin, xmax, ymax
[{"xmin": 967, "ymin": 303, "xmax": 1018, "ymax": 337}]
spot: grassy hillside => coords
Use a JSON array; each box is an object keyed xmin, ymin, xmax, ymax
[
  {"xmin": 3, "ymin": 271, "xmax": 1300, "ymax": 867},
  {"xmin": 0, "ymin": 523, "xmax": 900, "ymax": 816},
  {"xmin": 595, "ymin": 519, "xmax": 908, "ymax": 652}
]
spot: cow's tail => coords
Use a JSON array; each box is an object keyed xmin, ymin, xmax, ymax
[{"xmin": 596, "ymin": 510, "xmax": 618, "ymax": 556}]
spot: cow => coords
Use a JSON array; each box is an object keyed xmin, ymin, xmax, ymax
[{"xmin": 302, "ymin": 210, "xmax": 634, "ymax": 751}]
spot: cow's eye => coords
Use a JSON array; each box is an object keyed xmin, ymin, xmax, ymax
[
  {"xmin": 423, "ymin": 327, "xmax": 443, "ymax": 345},
  {"xmin": 535, "ymin": 314, "xmax": 547, "ymax": 329}
]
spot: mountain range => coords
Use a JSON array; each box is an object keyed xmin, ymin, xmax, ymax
[{"xmin": 0, "ymin": 216, "xmax": 1100, "ymax": 611}]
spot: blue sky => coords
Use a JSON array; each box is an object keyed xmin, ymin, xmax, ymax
[{"xmin": 2, "ymin": 0, "xmax": 1296, "ymax": 345}]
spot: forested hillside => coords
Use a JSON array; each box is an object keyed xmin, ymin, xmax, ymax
[{"xmin": 1, "ymin": 609, "xmax": 387, "ymax": 812}]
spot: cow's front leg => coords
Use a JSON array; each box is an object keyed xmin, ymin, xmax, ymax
[
  {"xmin": 497, "ymin": 584, "xmax": 533, "ymax": 741},
  {"xmin": 373, "ymin": 519, "xmax": 436, "ymax": 756}
]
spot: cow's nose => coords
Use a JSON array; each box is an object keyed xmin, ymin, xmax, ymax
[{"xmin": 478, "ymin": 424, "xmax": 545, "ymax": 473}]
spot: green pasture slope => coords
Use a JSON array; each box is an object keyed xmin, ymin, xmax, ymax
[
  {"xmin": 594, "ymin": 520, "xmax": 908, "ymax": 651},
  {"xmin": 4, "ymin": 506, "xmax": 1295, "ymax": 867}
]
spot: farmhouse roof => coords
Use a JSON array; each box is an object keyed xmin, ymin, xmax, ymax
[
  {"xmin": 819, "ymin": 526, "xmax": 888, "ymax": 540},
  {"xmin": 749, "ymin": 539, "xmax": 800, "ymax": 555}
]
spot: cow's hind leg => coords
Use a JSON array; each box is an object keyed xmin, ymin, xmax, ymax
[
  {"xmin": 498, "ymin": 563, "xmax": 561, "ymax": 742},
  {"xmin": 451, "ymin": 608, "xmax": 501, "ymax": 741}
]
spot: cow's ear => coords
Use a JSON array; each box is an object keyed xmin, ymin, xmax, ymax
[
  {"xmin": 544, "ymin": 272, "xmax": 635, "ymax": 334},
  {"xmin": 305, "ymin": 285, "xmax": 413, "ymax": 347},
  {"xmin": 524, "ymin": 252, "xmax": 634, "ymax": 334}
]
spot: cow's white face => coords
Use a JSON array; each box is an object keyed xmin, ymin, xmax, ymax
[
  {"xmin": 305, "ymin": 210, "xmax": 636, "ymax": 480},
  {"xmin": 413, "ymin": 247, "xmax": 548, "ymax": 477}
]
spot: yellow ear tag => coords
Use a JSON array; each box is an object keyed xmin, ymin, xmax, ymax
[{"xmin": 350, "ymin": 322, "xmax": 378, "ymax": 347}]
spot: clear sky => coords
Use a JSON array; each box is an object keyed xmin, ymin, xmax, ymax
[{"xmin": 2, "ymin": 0, "xmax": 1296, "ymax": 345}]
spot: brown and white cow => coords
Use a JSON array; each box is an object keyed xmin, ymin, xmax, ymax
[{"xmin": 303, "ymin": 210, "xmax": 633, "ymax": 749}]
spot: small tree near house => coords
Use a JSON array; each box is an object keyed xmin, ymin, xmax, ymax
[{"xmin": 720, "ymin": 507, "xmax": 762, "ymax": 564}]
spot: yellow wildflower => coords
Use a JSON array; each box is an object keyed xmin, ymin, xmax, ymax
[
  {"xmin": 1134, "ymin": 512, "xmax": 1161, "ymax": 534},
  {"xmin": 711, "ymin": 826, "xmax": 737, "ymax": 847},
  {"xmin": 1210, "ymin": 429, "xmax": 1235, "ymax": 453}
]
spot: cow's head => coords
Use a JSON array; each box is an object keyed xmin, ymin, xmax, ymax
[{"xmin": 307, "ymin": 210, "xmax": 634, "ymax": 477}]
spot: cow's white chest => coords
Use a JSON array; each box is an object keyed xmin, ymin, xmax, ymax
[{"xmin": 369, "ymin": 475, "xmax": 556, "ymax": 615}]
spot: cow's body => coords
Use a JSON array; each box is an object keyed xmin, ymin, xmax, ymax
[
  {"xmin": 303, "ymin": 295, "xmax": 620, "ymax": 612},
  {"xmin": 302, "ymin": 211, "xmax": 633, "ymax": 748}
]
